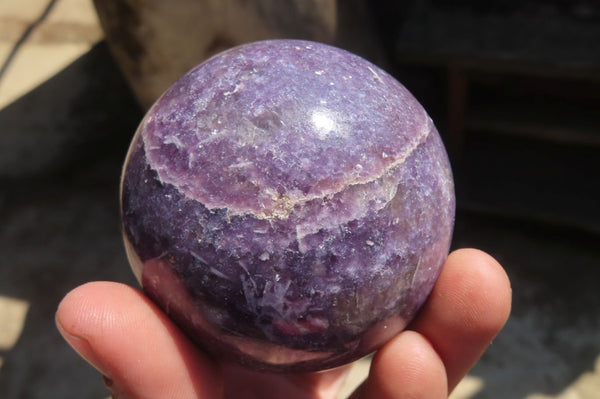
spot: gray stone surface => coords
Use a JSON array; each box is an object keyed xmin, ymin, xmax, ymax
[{"xmin": 453, "ymin": 210, "xmax": 600, "ymax": 399}]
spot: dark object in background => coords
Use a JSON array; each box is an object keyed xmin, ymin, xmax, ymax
[
  {"xmin": 93, "ymin": 0, "xmax": 384, "ymax": 109},
  {"xmin": 386, "ymin": 0, "xmax": 600, "ymax": 234}
]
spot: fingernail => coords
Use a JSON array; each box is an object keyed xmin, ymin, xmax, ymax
[{"xmin": 55, "ymin": 316, "xmax": 109, "ymax": 376}]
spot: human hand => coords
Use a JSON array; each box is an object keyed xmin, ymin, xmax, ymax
[{"xmin": 56, "ymin": 248, "xmax": 511, "ymax": 398}]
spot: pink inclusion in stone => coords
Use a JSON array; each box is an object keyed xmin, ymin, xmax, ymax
[{"xmin": 120, "ymin": 39, "xmax": 455, "ymax": 372}]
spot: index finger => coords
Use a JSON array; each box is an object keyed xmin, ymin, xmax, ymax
[{"xmin": 409, "ymin": 248, "xmax": 512, "ymax": 390}]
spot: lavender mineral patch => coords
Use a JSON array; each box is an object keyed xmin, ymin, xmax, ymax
[{"xmin": 120, "ymin": 39, "xmax": 455, "ymax": 372}]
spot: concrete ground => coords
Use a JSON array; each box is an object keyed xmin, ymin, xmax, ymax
[{"xmin": 1, "ymin": 1, "xmax": 599, "ymax": 398}]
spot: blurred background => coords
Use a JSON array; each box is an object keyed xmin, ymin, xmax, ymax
[{"xmin": 0, "ymin": 0, "xmax": 599, "ymax": 397}]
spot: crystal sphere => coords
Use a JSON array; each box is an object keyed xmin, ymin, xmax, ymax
[{"xmin": 120, "ymin": 39, "xmax": 455, "ymax": 372}]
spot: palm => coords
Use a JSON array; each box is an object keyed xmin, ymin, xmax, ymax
[{"xmin": 221, "ymin": 364, "xmax": 351, "ymax": 399}]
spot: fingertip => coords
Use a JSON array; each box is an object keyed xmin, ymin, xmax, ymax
[
  {"xmin": 56, "ymin": 281, "xmax": 135, "ymax": 336},
  {"xmin": 55, "ymin": 282, "xmax": 133, "ymax": 375},
  {"xmin": 364, "ymin": 331, "xmax": 447, "ymax": 399},
  {"xmin": 442, "ymin": 248, "xmax": 512, "ymax": 338}
]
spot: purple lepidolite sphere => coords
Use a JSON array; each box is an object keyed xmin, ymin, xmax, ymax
[{"xmin": 121, "ymin": 39, "xmax": 455, "ymax": 372}]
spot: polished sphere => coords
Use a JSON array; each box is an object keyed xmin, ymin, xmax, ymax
[{"xmin": 121, "ymin": 39, "xmax": 455, "ymax": 372}]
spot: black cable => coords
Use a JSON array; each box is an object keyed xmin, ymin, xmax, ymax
[{"xmin": 0, "ymin": 0, "xmax": 59, "ymax": 86}]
